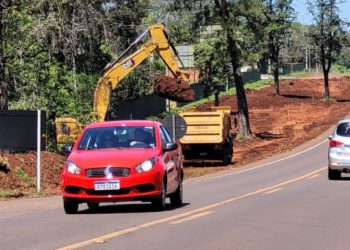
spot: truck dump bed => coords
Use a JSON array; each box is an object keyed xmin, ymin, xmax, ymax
[
  {"xmin": 179, "ymin": 106, "xmax": 231, "ymax": 144},
  {"xmin": 179, "ymin": 106, "xmax": 233, "ymax": 164}
]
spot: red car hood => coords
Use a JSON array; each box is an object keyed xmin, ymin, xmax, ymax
[{"xmin": 68, "ymin": 149, "xmax": 160, "ymax": 169}]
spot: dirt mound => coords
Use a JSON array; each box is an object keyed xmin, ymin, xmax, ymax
[
  {"xmin": 188, "ymin": 74, "xmax": 350, "ymax": 169},
  {"xmin": 154, "ymin": 76, "xmax": 195, "ymax": 102},
  {"xmin": 0, "ymin": 152, "xmax": 65, "ymax": 198}
]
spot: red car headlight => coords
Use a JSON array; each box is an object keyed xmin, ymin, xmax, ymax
[
  {"xmin": 66, "ymin": 161, "xmax": 81, "ymax": 175},
  {"xmin": 135, "ymin": 158, "xmax": 156, "ymax": 173}
]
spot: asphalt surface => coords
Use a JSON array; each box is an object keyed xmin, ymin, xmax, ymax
[{"xmin": 1, "ymin": 129, "xmax": 350, "ymax": 250}]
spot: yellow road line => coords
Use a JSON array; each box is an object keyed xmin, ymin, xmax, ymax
[
  {"xmin": 57, "ymin": 166, "xmax": 326, "ymax": 250},
  {"xmin": 263, "ymin": 187, "xmax": 283, "ymax": 194},
  {"xmin": 307, "ymin": 174, "xmax": 320, "ymax": 179},
  {"xmin": 169, "ymin": 211, "xmax": 214, "ymax": 224}
]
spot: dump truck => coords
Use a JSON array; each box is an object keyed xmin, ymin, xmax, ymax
[
  {"xmin": 55, "ymin": 24, "xmax": 194, "ymax": 143},
  {"xmin": 179, "ymin": 106, "xmax": 233, "ymax": 165}
]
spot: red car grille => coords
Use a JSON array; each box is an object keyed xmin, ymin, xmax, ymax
[
  {"xmin": 85, "ymin": 167, "xmax": 130, "ymax": 177},
  {"xmin": 65, "ymin": 184, "xmax": 155, "ymax": 195}
]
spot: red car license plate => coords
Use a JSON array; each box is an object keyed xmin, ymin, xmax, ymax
[{"xmin": 94, "ymin": 181, "xmax": 120, "ymax": 191}]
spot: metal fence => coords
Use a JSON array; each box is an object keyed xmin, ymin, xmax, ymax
[
  {"xmin": 280, "ymin": 63, "xmax": 305, "ymax": 74},
  {"xmin": 0, "ymin": 110, "xmax": 46, "ymax": 150},
  {"xmin": 110, "ymin": 94, "xmax": 167, "ymax": 120}
]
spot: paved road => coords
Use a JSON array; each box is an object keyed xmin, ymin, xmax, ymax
[{"xmin": 1, "ymin": 130, "xmax": 349, "ymax": 250}]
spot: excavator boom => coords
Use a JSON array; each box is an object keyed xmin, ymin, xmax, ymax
[{"xmin": 93, "ymin": 24, "xmax": 194, "ymax": 121}]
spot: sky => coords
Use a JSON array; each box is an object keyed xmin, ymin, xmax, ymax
[{"xmin": 294, "ymin": 0, "xmax": 350, "ymax": 25}]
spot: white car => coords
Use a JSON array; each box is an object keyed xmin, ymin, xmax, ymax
[{"xmin": 328, "ymin": 118, "xmax": 350, "ymax": 180}]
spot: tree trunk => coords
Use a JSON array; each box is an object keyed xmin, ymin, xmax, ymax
[
  {"xmin": 0, "ymin": 3, "xmax": 8, "ymax": 110},
  {"xmin": 320, "ymin": 45, "xmax": 330, "ymax": 99},
  {"xmin": 269, "ymin": 31, "xmax": 280, "ymax": 96},
  {"xmin": 233, "ymin": 71, "xmax": 251, "ymax": 136},
  {"xmin": 273, "ymin": 61, "xmax": 280, "ymax": 96},
  {"xmin": 323, "ymin": 68, "xmax": 330, "ymax": 99},
  {"xmin": 227, "ymin": 33, "xmax": 251, "ymax": 137}
]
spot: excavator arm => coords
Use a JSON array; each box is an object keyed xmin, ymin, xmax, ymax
[{"xmin": 93, "ymin": 24, "xmax": 194, "ymax": 121}]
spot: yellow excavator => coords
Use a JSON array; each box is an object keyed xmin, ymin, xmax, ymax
[{"xmin": 55, "ymin": 24, "xmax": 194, "ymax": 143}]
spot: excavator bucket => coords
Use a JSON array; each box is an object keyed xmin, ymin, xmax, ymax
[{"xmin": 154, "ymin": 76, "xmax": 195, "ymax": 102}]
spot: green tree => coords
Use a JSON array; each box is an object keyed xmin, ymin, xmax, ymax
[
  {"xmin": 1, "ymin": 0, "xmax": 151, "ymax": 148},
  {"xmin": 194, "ymin": 37, "xmax": 230, "ymax": 97},
  {"xmin": 307, "ymin": 0, "xmax": 347, "ymax": 99},
  {"xmin": 262, "ymin": 0, "xmax": 295, "ymax": 95},
  {"xmin": 336, "ymin": 44, "xmax": 350, "ymax": 68},
  {"xmin": 147, "ymin": 0, "xmax": 202, "ymax": 43},
  {"xmin": 214, "ymin": 0, "xmax": 264, "ymax": 137},
  {"xmin": 165, "ymin": 0, "xmax": 263, "ymax": 136}
]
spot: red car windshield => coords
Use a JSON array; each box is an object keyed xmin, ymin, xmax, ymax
[{"xmin": 77, "ymin": 126, "xmax": 156, "ymax": 150}]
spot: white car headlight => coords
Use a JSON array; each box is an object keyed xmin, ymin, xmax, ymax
[
  {"xmin": 66, "ymin": 161, "xmax": 81, "ymax": 175},
  {"xmin": 135, "ymin": 158, "xmax": 155, "ymax": 173}
]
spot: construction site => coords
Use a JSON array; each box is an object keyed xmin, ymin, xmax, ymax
[{"xmin": 1, "ymin": 74, "xmax": 350, "ymax": 198}]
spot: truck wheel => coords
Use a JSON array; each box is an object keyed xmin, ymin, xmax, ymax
[
  {"xmin": 170, "ymin": 177, "xmax": 183, "ymax": 207},
  {"xmin": 223, "ymin": 145, "xmax": 231, "ymax": 165},
  {"xmin": 63, "ymin": 200, "xmax": 78, "ymax": 214}
]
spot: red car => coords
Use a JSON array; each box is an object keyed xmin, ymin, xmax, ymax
[{"xmin": 61, "ymin": 120, "xmax": 183, "ymax": 214}]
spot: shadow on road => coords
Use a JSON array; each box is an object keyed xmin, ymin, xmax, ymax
[
  {"xmin": 183, "ymin": 161, "xmax": 228, "ymax": 167},
  {"xmin": 78, "ymin": 202, "xmax": 191, "ymax": 214}
]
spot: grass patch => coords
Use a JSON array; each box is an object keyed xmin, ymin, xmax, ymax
[
  {"xmin": 0, "ymin": 189, "xmax": 24, "ymax": 199},
  {"xmin": 285, "ymin": 70, "xmax": 317, "ymax": 78},
  {"xmin": 15, "ymin": 167, "xmax": 35, "ymax": 186},
  {"xmin": 331, "ymin": 64, "xmax": 350, "ymax": 75}
]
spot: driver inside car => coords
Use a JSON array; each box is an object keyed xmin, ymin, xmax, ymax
[
  {"xmin": 134, "ymin": 128, "xmax": 148, "ymax": 143},
  {"xmin": 131, "ymin": 128, "xmax": 154, "ymax": 147}
]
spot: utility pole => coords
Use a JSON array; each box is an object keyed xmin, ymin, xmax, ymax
[{"xmin": 305, "ymin": 47, "xmax": 309, "ymax": 70}]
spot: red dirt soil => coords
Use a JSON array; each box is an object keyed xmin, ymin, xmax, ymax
[
  {"xmin": 154, "ymin": 76, "xmax": 195, "ymax": 102},
  {"xmin": 1, "ymin": 74, "xmax": 350, "ymax": 198},
  {"xmin": 184, "ymin": 75, "xmax": 350, "ymax": 174}
]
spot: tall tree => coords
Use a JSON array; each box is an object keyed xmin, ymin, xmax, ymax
[
  {"xmin": 307, "ymin": 0, "xmax": 346, "ymax": 99},
  {"xmin": 214, "ymin": 0, "xmax": 263, "ymax": 137},
  {"xmin": 262, "ymin": 0, "xmax": 295, "ymax": 95}
]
